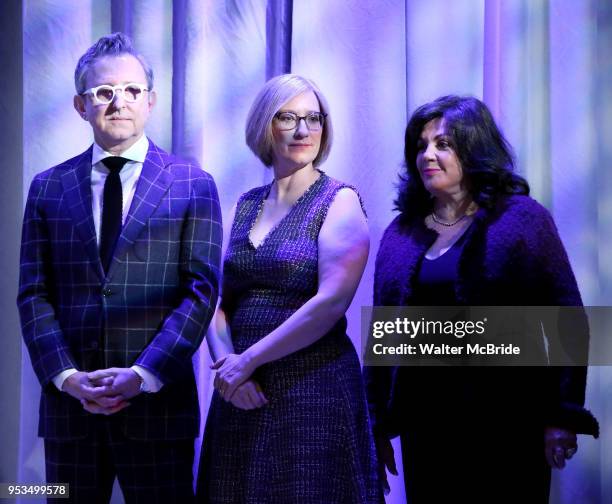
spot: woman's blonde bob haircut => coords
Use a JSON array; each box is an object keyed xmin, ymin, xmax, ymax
[{"xmin": 245, "ymin": 74, "xmax": 333, "ymax": 167}]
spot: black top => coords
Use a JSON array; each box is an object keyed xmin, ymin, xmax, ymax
[{"xmin": 412, "ymin": 226, "xmax": 470, "ymax": 305}]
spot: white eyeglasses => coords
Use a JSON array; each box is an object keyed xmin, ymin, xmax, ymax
[{"xmin": 82, "ymin": 82, "xmax": 149, "ymax": 105}]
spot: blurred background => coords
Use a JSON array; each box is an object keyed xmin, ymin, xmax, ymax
[{"xmin": 1, "ymin": 1, "xmax": 610, "ymax": 502}]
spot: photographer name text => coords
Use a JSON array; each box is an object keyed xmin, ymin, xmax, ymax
[{"xmin": 371, "ymin": 343, "xmax": 521, "ymax": 356}]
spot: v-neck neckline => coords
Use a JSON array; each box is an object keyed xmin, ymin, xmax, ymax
[
  {"xmin": 424, "ymin": 219, "xmax": 473, "ymax": 261},
  {"xmin": 248, "ymin": 171, "xmax": 325, "ymax": 250}
]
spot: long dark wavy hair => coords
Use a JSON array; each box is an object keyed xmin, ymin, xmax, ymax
[{"xmin": 396, "ymin": 95, "xmax": 529, "ymax": 216}]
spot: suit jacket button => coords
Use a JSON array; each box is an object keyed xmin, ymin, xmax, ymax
[
  {"xmin": 91, "ymin": 341, "xmax": 99, "ymax": 349},
  {"xmin": 102, "ymin": 287, "xmax": 112, "ymax": 297}
]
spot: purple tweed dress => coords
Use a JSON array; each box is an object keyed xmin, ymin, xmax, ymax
[{"xmin": 197, "ymin": 173, "xmax": 382, "ymax": 504}]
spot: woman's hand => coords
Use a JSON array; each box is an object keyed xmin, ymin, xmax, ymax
[
  {"xmin": 211, "ymin": 352, "xmax": 256, "ymax": 401},
  {"xmin": 374, "ymin": 434, "xmax": 398, "ymax": 495},
  {"xmin": 544, "ymin": 426, "xmax": 578, "ymax": 469},
  {"xmin": 228, "ymin": 379, "xmax": 269, "ymax": 410}
]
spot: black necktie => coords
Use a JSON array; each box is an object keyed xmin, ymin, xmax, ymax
[{"xmin": 100, "ymin": 156, "xmax": 129, "ymax": 273}]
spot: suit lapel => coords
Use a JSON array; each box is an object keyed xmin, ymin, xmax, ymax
[
  {"xmin": 109, "ymin": 141, "xmax": 174, "ymax": 275},
  {"xmin": 60, "ymin": 147, "xmax": 105, "ymax": 281}
]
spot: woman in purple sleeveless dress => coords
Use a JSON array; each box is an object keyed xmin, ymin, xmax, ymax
[{"xmin": 197, "ymin": 74, "xmax": 382, "ymax": 503}]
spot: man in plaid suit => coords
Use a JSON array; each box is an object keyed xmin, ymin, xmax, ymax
[{"xmin": 17, "ymin": 33, "xmax": 222, "ymax": 503}]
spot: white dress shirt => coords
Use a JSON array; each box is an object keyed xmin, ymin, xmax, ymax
[{"xmin": 53, "ymin": 135, "xmax": 163, "ymax": 393}]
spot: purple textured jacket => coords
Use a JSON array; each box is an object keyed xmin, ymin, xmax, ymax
[{"xmin": 364, "ymin": 195, "xmax": 599, "ymax": 438}]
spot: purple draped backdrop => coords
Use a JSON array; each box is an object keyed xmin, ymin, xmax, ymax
[{"xmin": 1, "ymin": 1, "xmax": 609, "ymax": 503}]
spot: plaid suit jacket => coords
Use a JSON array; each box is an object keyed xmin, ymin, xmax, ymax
[{"xmin": 18, "ymin": 140, "xmax": 222, "ymax": 440}]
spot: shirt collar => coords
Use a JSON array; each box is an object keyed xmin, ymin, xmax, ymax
[{"xmin": 92, "ymin": 135, "xmax": 150, "ymax": 167}]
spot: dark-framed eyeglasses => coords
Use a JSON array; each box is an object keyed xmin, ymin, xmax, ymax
[
  {"xmin": 273, "ymin": 111, "xmax": 326, "ymax": 131},
  {"xmin": 81, "ymin": 82, "xmax": 149, "ymax": 105}
]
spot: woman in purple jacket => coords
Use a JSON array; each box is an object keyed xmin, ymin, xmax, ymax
[{"xmin": 364, "ymin": 95, "xmax": 598, "ymax": 503}]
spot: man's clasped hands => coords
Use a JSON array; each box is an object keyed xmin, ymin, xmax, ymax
[{"xmin": 62, "ymin": 368, "xmax": 143, "ymax": 415}]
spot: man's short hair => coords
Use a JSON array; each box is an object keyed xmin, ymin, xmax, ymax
[
  {"xmin": 245, "ymin": 74, "xmax": 333, "ymax": 168},
  {"xmin": 74, "ymin": 32, "xmax": 154, "ymax": 94}
]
